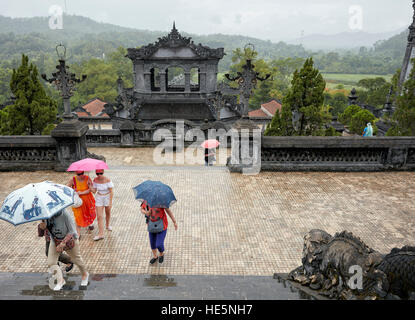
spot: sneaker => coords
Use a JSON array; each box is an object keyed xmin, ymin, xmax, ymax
[
  {"xmin": 81, "ymin": 272, "xmax": 89, "ymax": 286},
  {"xmin": 106, "ymin": 226, "xmax": 113, "ymax": 231},
  {"xmin": 158, "ymin": 256, "xmax": 164, "ymax": 264},
  {"xmin": 53, "ymin": 279, "xmax": 66, "ymax": 291},
  {"xmin": 149, "ymin": 257, "xmax": 158, "ymax": 264},
  {"xmin": 93, "ymin": 236, "xmax": 104, "ymax": 241}
]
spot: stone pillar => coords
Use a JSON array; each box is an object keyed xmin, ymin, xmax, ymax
[
  {"xmin": 184, "ymin": 72, "xmax": 191, "ymax": 92},
  {"xmin": 226, "ymin": 120, "xmax": 261, "ymax": 174},
  {"xmin": 160, "ymin": 72, "xmax": 166, "ymax": 93},
  {"xmin": 134, "ymin": 63, "xmax": 146, "ymax": 92},
  {"xmin": 51, "ymin": 119, "xmax": 89, "ymax": 171},
  {"xmin": 144, "ymin": 72, "xmax": 151, "ymax": 91}
]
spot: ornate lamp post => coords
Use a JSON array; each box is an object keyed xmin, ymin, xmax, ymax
[
  {"xmin": 41, "ymin": 44, "xmax": 87, "ymax": 120},
  {"xmin": 41, "ymin": 44, "xmax": 95, "ymax": 171},
  {"xmin": 224, "ymin": 44, "xmax": 271, "ymax": 119}
]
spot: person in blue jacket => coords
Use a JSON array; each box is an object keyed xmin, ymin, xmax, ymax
[{"xmin": 362, "ymin": 123, "xmax": 373, "ymax": 137}]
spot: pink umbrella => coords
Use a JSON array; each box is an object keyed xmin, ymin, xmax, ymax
[
  {"xmin": 67, "ymin": 158, "xmax": 109, "ymax": 172},
  {"xmin": 201, "ymin": 139, "xmax": 220, "ymax": 149}
]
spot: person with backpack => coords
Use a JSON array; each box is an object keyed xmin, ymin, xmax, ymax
[
  {"xmin": 140, "ymin": 201, "xmax": 178, "ymax": 264},
  {"xmin": 38, "ymin": 208, "xmax": 89, "ymax": 290}
]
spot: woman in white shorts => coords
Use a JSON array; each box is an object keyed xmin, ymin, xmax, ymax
[{"xmin": 92, "ymin": 169, "xmax": 114, "ymax": 241}]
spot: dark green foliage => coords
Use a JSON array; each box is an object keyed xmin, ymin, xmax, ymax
[
  {"xmin": 386, "ymin": 59, "xmax": 415, "ymax": 136},
  {"xmin": 323, "ymin": 126, "xmax": 341, "ymax": 137},
  {"xmin": 0, "ymin": 54, "xmax": 57, "ymax": 135},
  {"xmin": 338, "ymin": 104, "xmax": 377, "ymax": 135},
  {"xmin": 265, "ymin": 58, "xmax": 332, "ymax": 136},
  {"xmin": 324, "ymin": 92, "xmax": 348, "ymax": 116},
  {"xmin": 355, "ymin": 72, "xmax": 400, "ymax": 108},
  {"xmin": 338, "ymin": 105, "xmax": 362, "ymax": 125},
  {"xmin": 349, "ymin": 109, "xmax": 378, "ymax": 135}
]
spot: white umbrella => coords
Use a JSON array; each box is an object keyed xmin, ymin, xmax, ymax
[{"xmin": 0, "ymin": 181, "xmax": 75, "ymax": 226}]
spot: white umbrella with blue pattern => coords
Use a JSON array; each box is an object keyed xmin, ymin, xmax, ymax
[{"xmin": 0, "ymin": 181, "xmax": 75, "ymax": 226}]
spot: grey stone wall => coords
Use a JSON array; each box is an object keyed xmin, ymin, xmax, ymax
[
  {"xmin": 0, "ymin": 136, "xmax": 57, "ymax": 171},
  {"xmin": 260, "ymin": 136, "xmax": 415, "ymax": 171}
]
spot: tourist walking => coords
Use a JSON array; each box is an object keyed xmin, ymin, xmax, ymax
[
  {"xmin": 363, "ymin": 123, "xmax": 373, "ymax": 137},
  {"xmin": 201, "ymin": 139, "xmax": 219, "ymax": 166},
  {"xmin": 91, "ymin": 169, "xmax": 114, "ymax": 241},
  {"xmin": 141, "ymin": 202, "xmax": 178, "ymax": 264},
  {"xmin": 39, "ymin": 208, "xmax": 89, "ymax": 290},
  {"xmin": 38, "ymin": 220, "xmax": 74, "ymax": 273},
  {"xmin": 67, "ymin": 171, "xmax": 96, "ymax": 238}
]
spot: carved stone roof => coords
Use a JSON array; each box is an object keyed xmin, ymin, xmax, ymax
[{"xmin": 126, "ymin": 23, "xmax": 225, "ymax": 60}]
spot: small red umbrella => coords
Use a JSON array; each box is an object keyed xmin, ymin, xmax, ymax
[{"xmin": 201, "ymin": 139, "xmax": 220, "ymax": 149}]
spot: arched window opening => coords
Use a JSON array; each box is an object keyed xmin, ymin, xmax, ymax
[{"xmin": 167, "ymin": 67, "xmax": 185, "ymax": 92}]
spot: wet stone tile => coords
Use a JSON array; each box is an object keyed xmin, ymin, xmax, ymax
[{"xmin": 0, "ymin": 152, "xmax": 414, "ymax": 279}]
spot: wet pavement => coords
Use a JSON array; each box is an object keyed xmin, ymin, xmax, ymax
[
  {"xmin": 0, "ymin": 147, "xmax": 414, "ymax": 299},
  {"xmin": 0, "ymin": 272, "xmax": 312, "ymax": 300}
]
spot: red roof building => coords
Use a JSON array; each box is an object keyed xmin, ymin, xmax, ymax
[
  {"xmin": 74, "ymin": 98, "xmax": 109, "ymax": 118},
  {"xmin": 248, "ymin": 99, "xmax": 282, "ymax": 119}
]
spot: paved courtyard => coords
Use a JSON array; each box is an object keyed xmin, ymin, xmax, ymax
[{"xmin": 0, "ymin": 147, "xmax": 414, "ymax": 279}]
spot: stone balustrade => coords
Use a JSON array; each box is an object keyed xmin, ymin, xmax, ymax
[
  {"xmin": 1, "ymin": 134, "xmax": 415, "ymax": 172},
  {"xmin": 0, "ymin": 136, "xmax": 57, "ymax": 171},
  {"xmin": 259, "ymin": 136, "xmax": 415, "ymax": 171}
]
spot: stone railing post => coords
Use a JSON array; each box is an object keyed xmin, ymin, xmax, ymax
[
  {"xmin": 51, "ymin": 120, "xmax": 89, "ymax": 171},
  {"xmin": 120, "ymin": 121, "xmax": 135, "ymax": 147}
]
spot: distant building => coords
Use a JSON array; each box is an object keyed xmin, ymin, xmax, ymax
[
  {"xmin": 73, "ymin": 98, "xmax": 111, "ymax": 130},
  {"xmin": 248, "ymin": 99, "xmax": 282, "ymax": 131}
]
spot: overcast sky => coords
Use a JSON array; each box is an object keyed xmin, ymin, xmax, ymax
[{"xmin": 0, "ymin": 0, "xmax": 412, "ymax": 41}]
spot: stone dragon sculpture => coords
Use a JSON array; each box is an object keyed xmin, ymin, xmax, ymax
[{"xmin": 288, "ymin": 229, "xmax": 415, "ymax": 300}]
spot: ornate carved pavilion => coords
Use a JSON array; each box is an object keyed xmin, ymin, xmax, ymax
[{"xmin": 105, "ymin": 23, "xmax": 241, "ymax": 131}]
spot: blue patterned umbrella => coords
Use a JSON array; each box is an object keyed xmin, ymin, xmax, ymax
[
  {"xmin": 132, "ymin": 180, "xmax": 176, "ymax": 208},
  {"xmin": 0, "ymin": 181, "xmax": 75, "ymax": 226}
]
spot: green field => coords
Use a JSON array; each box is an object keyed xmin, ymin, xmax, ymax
[
  {"xmin": 322, "ymin": 73, "xmax": 393, "ymax": 85},
  {"xmin": 218, "ymin": 72, "xmax": 393, "ymax": 92}
]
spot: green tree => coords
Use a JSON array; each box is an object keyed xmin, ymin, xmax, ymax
[
  {"xmin": 264, "ymin": 108, "xmax": 292, "ymax": 136},
  {"xmin": 349, "ymin": 109, "xmax": 378, "ymax": 135},
  {"xmin": 386, "ymin": 60, "xmax": 415, "ymax": 136},
  {"xmin": 324, "ymin": 92, "xmax": 348, "ymax": 116},
  {"xmin": 284, "ymin": 57, "xmax": 329, "ymax": 135},
  {"xmin": 338, "ymin": 104, "xmax": 362, "ymax": 126},
  {"xmin": 0, "ymin": 54, "xmax": 57, "ymax": 135},
  {"xmin": 265, "ymin": 58, "xmax": 332, "ymax": 136},
  {"xmin": 70, "ymin": 58, "xmax": 119, "ymax": 106},
  {"xmin": 0, "ymin": 67, "xmax": 12, "ymax": 104}
]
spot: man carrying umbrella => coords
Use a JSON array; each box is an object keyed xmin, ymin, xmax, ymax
[
  {"xmin": 0, "ymin": 181, "xmax": 89, "ymax": 291},
  {"xmin": 39, "ymin": 207, "xmax": 89, "ymax": 290}
]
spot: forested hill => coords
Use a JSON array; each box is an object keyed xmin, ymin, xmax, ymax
[
  {"xmin": 0, "ymin": 14, "xmax": 308, "ymax": 72},
  {"xmin": 373, "ymin": 29, "xmax": 409, "ymax": 60},
  {"xmin": 0, "ymin": 14, "xmax": 409, "ymax": 75},
  {"xmin": 0, "ymin": 14, "xmax": 136, "ymax": 34}
]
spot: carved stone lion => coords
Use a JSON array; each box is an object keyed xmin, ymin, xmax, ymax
[{"xmin": 288, "ymin": 230, "xmax": 415, "ymax": 300}]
